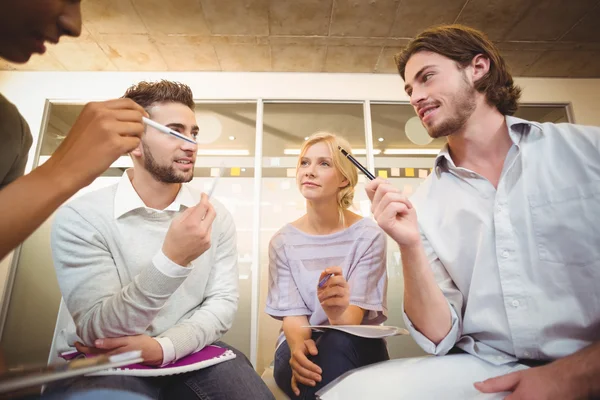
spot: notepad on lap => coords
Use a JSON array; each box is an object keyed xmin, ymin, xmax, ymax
[
  {"xmin": 61, "ymin": 345, "xmax": 236, "ymax": 377},
  {"xmin": 304, "ymin": 325, "xmax": 409, "ymax": 339}
]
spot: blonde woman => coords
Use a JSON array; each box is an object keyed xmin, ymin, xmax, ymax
[{"xmin": 266, "ymin": 132, "xmax": 389, "ymax": 399}]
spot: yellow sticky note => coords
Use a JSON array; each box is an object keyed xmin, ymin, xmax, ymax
[
  {"xmin": 378, "ymin": 170, "xmax": 388, "ymax": 178},
  {"xmin": 405, "ymin": 168, "xmax": 415, "ymax": 177},
  {"xmin": 230, "ymin": 167, "xmax": 240, "ymax": 176}
]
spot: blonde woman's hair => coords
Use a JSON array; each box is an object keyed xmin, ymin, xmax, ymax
[{"xmin": 297, "ymin": 132, "xmax": 358, "ymax": 226}]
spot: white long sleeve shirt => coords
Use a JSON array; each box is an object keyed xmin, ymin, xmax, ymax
[
  {"xmin": 405, "ymin": 116, "xmax": 600, "ymax": 365},
  {"xmin": 51, "ymin": 170, "xmax": 239, "ymax": 365}
]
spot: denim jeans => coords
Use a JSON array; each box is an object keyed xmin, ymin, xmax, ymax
[
  {"xmin": 45, "ymin": 342, "xmax": 274, "ymax": 400},
  {"xmin": 273, "ymin": 330, "xmax": 389, "ymax": 400}
]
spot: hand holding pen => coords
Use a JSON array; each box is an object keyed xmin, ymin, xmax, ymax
[
  {"xmin": 365, "ymin": 178, "xmax": 419, "ymax": 248},
  {"xmin": 317, "ymin": 266, "xmax": 350, "ymax": 324},
  {"xmin": 162, "ymin": 193, "xmax": 216, "ymax": 267},
  {"xmin": 338, "ymin": 146, "xmax": 420, "ymax": 248}
]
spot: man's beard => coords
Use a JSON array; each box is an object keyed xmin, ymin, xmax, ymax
[
  {"xmin": 142, "ymin": 141, "xmax": 193, "ymax": 184},
  {"xmin": 426, "ymin": 74, "xmax": 477, "ymax": 139}
]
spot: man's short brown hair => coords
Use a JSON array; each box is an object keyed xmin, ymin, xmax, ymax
[
  {"xmin": 123, "ymin": 80, "xmax": 195, "ymax": 111},
  {"xmin": 395, "ymin": 24, "xmax": 521, "ymax": 115}
]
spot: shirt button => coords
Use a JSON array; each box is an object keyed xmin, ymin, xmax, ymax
[
  {"xmin": 502, "ymin": 250, "xmax": 509, "ymax": 258},
  {"xmin": 511, "ymin": 300, "xmax": 520, "ymax": 308}
]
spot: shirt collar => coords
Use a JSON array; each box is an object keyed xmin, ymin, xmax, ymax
[
  {"xmin": 113, "ymin": 169, "xmax": 196, "ymax": 219},
  {"xmin": 433, "ymin": 115, "xmax": 541, "ymax": 176}
]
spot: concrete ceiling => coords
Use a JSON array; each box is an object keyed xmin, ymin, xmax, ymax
[{"xmin": 1, "ymin": 0, "xmax": 600, "ymax": 77}]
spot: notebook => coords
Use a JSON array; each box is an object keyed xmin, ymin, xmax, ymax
[
  {"xmin": 0, "ymin": 351, "xmax": 143, "ymax": 395},
  {"xmin": 61, "ymin": 345, "xmax": 236, "ymax": 377},
  {"xmin": 305, "ymin": 325, "xmax": 409, "ymax": 339}
]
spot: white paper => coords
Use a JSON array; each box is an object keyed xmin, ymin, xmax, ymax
[{"xmin": 304, "ymin": 325, "xmax": 409, "ymax": 339}]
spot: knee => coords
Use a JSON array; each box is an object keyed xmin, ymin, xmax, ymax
[{"xmin": 317, "ymin": 329, "xmax": 358, "ymax": 351}]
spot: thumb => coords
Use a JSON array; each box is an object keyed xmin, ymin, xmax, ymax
[
  {"xmin": 474, "ymin": 371, "xmax": 521, "ymax": 393},
  {"xmin": 305, "ymin": 339, "xmax": 318, "ymax": 356},
  {"xmin": 95, "ymin": 337, "xmax": 128, "ymax": 349}
]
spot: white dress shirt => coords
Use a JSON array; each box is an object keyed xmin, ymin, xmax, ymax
[{"xmin": 404, "ymin": 116, "xmax": 600, "ymax": 365}]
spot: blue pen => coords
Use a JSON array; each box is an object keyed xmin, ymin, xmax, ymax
[{"xmin": 318, "ymin": 273, "xmax": 335, "ymax": 288}]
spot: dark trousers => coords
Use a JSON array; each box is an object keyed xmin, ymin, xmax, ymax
[{"xmin": 273, "ymin": 330, "xmax": 389, "ymax": 400}]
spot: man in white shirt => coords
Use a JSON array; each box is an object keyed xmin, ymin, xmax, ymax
[
  {"xmin": 49, "ymin": 80, "xmax": 273, "ymax": 400},
  {"xmin": 367, "ymin": 24, "xmax": 600, "ymax": 399}
]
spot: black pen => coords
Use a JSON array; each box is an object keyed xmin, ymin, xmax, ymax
[{"xmin": 338, "ymin": 146, "xmax": 376, "ymax": 180}]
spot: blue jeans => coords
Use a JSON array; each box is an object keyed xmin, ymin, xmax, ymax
[
  {"xmin": 273, "ymin": 330, "xmax": 389, "ymax": 399},
  {"xmin": 45, "ymin": 342, "xmax": 274, "ymax": 400}
]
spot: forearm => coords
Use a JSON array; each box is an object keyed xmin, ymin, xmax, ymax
[
  {"xmin": 75, "ymin": 268, "xmax": 186, "ymax": 343},
  {"xmin": 329, "ymin": 305, "xmax": 364, "ymax": 325},
  {"xmin": 58, "ymin": 251, "xmax": 190, "ymax": 344},
  {"xmin": 401, "ymin": 241, "xmax": 452, "ymax": 344},
  {"xmin": 283, "ymin": 316, "xmax": 312, "ymax": 351},
  {"xmin": 0, "ymin": 163, "xmax": 78, "ymax": 260},
  {"xmin": 159, "ymin": 293, "xmax": 238, "ymax": 360}
]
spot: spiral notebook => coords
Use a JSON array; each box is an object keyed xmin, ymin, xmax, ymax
[{"xmin": 61, "ymin": 344, "xmax": 236, "ymax": 377}]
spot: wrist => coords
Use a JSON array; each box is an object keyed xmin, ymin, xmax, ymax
[
  {"xmin": 399, "ymin": 238, "xmax": 423, "ymax": 254},
  {"xmin": 34, "ymin": 161, "xmax": 81, "ymax": 200},
  {"xmin": 38, "ymin": 155, "xmax": 89, "ymax": 196},
  {"xmin": 161, "ymin": 247, "xmax": 189, "ymax": 267},
  {"xmin": 327, "ymin": 310, "xmax": 348, "ymax": 325}
]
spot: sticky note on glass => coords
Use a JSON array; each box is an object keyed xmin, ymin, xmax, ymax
[
  {"xmin": 210, "ymin": 167, "xmax": 220, "ymax": 177},
  {"xmin": 230, "ymin": 167, "xmax": 241, "ymax": 176},
  {"xmin": 405, "ymin": 168, "xmax": 415, "ymax": 177},
  {"xmin": 391, "ymin": 167, "xmax": 400, "ymax": 177},
  {"xmin": 418, "ymin": 169, "xmax": 428, "ymax": 178},
  {"xmin": 286, "ymin": 168, "xmax": 296, "ymax": 178},
  {"xmin": 378, "ymin": 170, "xmax": 388, "ymax": 178}
]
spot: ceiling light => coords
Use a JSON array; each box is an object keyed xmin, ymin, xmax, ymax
[
  {"xmin": 304, "ymin": 137, "xmax": 309, "ymax": 141},
  {"xmin": 378, "ymin": 137, "xmax": 384, "ymax": 142},
  {"xmin": 228, "ymin": 136, "xmax": 236, "ymax": 140},
  {"xmin": 351, "ymin": 149, "xmax": 381, "ymax": 155},
  {"xmin": 284, "ymin": 149, "xmax": 301, "ymax": 155},
  {"xmin": 197, "ymin": 149, "xmax": 249, "ymax": 156},
  {"xmin": 383, "ymin": 149, "xmax": 440, "ymax": 155}
]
